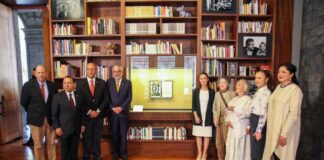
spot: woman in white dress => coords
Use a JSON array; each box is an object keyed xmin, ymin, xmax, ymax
[
  {"xmin": 192, "ymin": 72, "xmax": 215, "ymax": 160},
  {"xmin": 225, "ymin": 79, "xmax": 251, "ymax": 160},
  {"xmin": 247, "ymin": 70, "xmax": 271, "ymax": 160}
]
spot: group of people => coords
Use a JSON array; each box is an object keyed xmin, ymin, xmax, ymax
[
  {"xmin": 192, "ymin": 63, "xmax": 303, "ymax": 160},
  {"xmin": 21, "ymin": 63, "xmax": 132, "ymax": 160}
]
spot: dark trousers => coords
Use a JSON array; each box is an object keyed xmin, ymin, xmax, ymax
[
  {"xmin": 111, "ymin": 114, "xmax": 128, "ymax": 158},
  {"xmin": 82, "ymin": 117, "xmax": 103, "ymax": 160},
  {"xmin": 61, "ymin": 130, "xmax": 80, "ymax": 160}
]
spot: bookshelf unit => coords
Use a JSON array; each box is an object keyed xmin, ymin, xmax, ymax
[{"xmin": 48, "ymin": 0, "xmax": 277, "ymax": 157}]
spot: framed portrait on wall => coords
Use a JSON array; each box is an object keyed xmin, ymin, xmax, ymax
[
  {"xmin": 150, "ymin": 80, "xmax": 162, "ymax": 98},
  {"xmin": 51, "ymin": 0, "xmax": 84, "ymax": 20},
  {"xmin": 202, "ymin": 0, "xmax": 236, "ymax": 13},
  {"xmin": 238, "ymin": 34, "xmax": 272, "ymax": 57}
]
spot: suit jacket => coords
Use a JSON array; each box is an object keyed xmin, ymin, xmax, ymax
[
  {"xmin": 20, "ymin": 79, "xmax": 58, "ymax": 127},
  {"xmin": 76, "ymin": 77, "xmax": 108, "ymax": 118},
  {"xmin": 51, "ymin": 91, "xmax": 85, "ymax": 137},
  {"xmin": 106, "ymin": 78, "xmax": 132, "ymax": 118},
  {"xmin": 192, "ymin": 88, "xmax": 215, "ymax": 126}
]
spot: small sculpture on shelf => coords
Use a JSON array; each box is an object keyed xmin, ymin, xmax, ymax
[
  {"xmin": 104, "ymin": 42, "xmax": 117, "ymax": 55},
  {"xmin": 176, "ymin": 5, "xmax": 192, "ymax": 17}
]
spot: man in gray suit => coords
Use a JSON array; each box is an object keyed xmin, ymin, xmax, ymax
[{"xmin": 106, "ymin": 65, "xmax": 132, "ymax": 160}]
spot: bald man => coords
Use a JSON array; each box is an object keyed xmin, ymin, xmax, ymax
[
  {"xmin": 21, "ymin": 65, "xmax": 58, "ymax": 160},
  {"xmin": 76, "ymin": 63, "xmax": 108, "ymax": 160}
]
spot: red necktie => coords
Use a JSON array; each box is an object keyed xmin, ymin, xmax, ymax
[
  {"xmin": 69, "ymin": 93, "xmax": 75, "ymax": 110},
  {"xmin": 90, "ymin": 79, "xmax": 95, "ymax": 96},
  {"xmin": 40, "ymin": 84, "xmax": 45, "ymax": 100}
]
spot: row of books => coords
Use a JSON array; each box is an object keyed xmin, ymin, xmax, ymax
[
  {"xmin": 52, "ymin": 23, "xmax": 77, "ymax": 36},
  {"xmin": 86, "ymin": 17, "xmax": 119, "ymax": 35},
  {"xmin": 239, "ymin": 0, "xmax": 268, "ymax": 15},
  {"xmin": 161, "ymin": 23, "xmax": 185, "ymax": 34},
  {"xmin": 127, "ymin": 126, "xmax": 187, "ymax": 140},
  {"xmin": 54, "ymin": 60, "xmax": 111, "ymax": 80},
  {"xmin": 126, "ymin": 6, "xmax": 174, "ymax": 18},
  {"xmin": 201, "ymin": 22, "xmax": 226, "ymax": 40},
  {"xmin": 238, "ymin": 21, "xmax": 272, "ymax": 33},
  {"xmin": 53, "ymin": 39, "xmax": 92, "ymax": 56},
  {"xmin": 202, "ymin": 44, "xmax": 234, "ymax": 58},
  {"xmin": 126, "ymin": 41, "xmax": 182, "ymax": 55},
  {"xmin": 126, "ymin": 23, "xmax": 157, "ymax": 34}
]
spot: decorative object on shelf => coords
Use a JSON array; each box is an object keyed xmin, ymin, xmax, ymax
[
  {"xmin": 176, "ymin": 5, "xmax": 192, "ymax": 17},
  {"xmin": 203, "ymin": 0, "xmax": 236, "ymax": 13},
  {"xmin": 104, "ymin": 42, "xmax": 117, "ymax": 55},
  {"xmin": 51, "ymin": 0, "xmax": 84, "ymax": 20},
  {"xmin": 238, "ymin": 34, "xmax": 272, "ymax": 57}
]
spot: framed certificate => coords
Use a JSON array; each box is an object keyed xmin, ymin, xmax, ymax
[
  {"xmin": 150, "ymin": 80, "xmax": 161, "ymax": 98},
  {"xmin": 162, "ymin": 81, "xmax": 173, "ymax": 98}
]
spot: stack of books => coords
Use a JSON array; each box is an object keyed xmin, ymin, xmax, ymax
[
  {"xmin": 53, "ymin": 39, "xmax": 92, "ymax": 56},
  {"xmin": 86, "ymin": 17, "xmax": 118, "ymax": 35},
  {"xmin": 54, "ymin": 61, "xmax": 80, "ymax": 78},
  {"xmin": 238, "ymin": 21, "xmax": 272, "ymax": 33},
  {"xmin": 239, "ymin": 0, "xmax": 268, "ymax": 15},
  {"xmin": 161, "ymin": 23, "xmax": 185, "ymax": 34},
  {"xmin": 127, "ymin": 126, "xmax": 187, "ymax": 140},
  {"xmin": 202, "ymin": 44, "xmax": 235, "ymax": 58},
  {"xmin": 201, "ymin": 22, "xmax": 226, "ymax": 40},
  {"xmin": 126, "ymin": 23, "xmax": 157, "ymax": 34},
  {"xmin": 52, "ymin": 23, "xmax": 77, "ymax": 36},
  {"xmin": 126, "ymin": 41, "xmax": 182, "ymax": 55},
  {"xmin": 126, "ymin": 6, "xmax": 173, "ymax": 18}
]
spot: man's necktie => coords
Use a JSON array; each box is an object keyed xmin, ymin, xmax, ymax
[
  {"xmin": 116, "ymin": 81, "xmax": 120, "ymax": 92},
  {"xmin": 90, "ymin": 79, "xmax": 95, "ymax": 96},
  {"xmin": 40, "ymin": 83, "xmax": 45, "ymax": 100},
  {"xmin": 69, "ymin": 93, "xmax": 75, "ymax": 110}
]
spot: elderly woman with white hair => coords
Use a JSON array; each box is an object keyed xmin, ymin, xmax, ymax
[{"xmin": 225, "ymin": 79, "xmax": 252, "ymax": 160}]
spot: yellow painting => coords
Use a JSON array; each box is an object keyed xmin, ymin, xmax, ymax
[{"xmin": 130, "ymin": 69, "xmax": 193, "ymax": 110}]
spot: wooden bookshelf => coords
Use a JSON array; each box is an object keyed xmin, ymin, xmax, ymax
[{"xmin": 48, "ymin": 0, "xmax": 278, "ymax": 157}]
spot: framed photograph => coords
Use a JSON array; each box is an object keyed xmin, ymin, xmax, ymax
[
  {"xmin": 150, "ymin": 80, "xmax": 162, "ymax": 98},
  {"xmin": 238, "ymin": 34, "xmax": 272, "ymax": 57},
  {"xmin": 51, "ymin": 0, "xmax": 84, "ymax": 20},
  {"xmin": 203, "ymin": 0, "xmax": 236, "ymax": 13}
]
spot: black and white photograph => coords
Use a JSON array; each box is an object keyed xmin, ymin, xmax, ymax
[
  {"xmin": 203, "ymin": 0, "xmax": 236, "ymax": 13},
  {"xmin": 51, "ymin": 0, "xmax": 84, "ymax": 20},
  {"xmin": 238, "ymin": 34, "xmax": 272, "ymax": 57}
]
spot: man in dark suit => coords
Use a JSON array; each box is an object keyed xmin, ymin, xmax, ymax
[
  {"xmin": 52, "ymin": 76, "xmax": 86, "ymax": 160},
  {"xmin": 20, "ymin": 65, "xmax": 58, "ymax": 160},
  {"xmin": 76, "ymin": 63, "xmax": 108, "ymax": 160},
  {"xmin": 106, "ymin": 65, "xmax": 132, "ymax": 160}
]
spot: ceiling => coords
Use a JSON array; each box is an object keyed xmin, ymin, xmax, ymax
[{"xmin": 0, "ymin": 0, "xmax": 48, "ymax": 6}]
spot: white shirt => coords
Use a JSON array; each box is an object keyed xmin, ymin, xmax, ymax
[
  {"xmin": 65, "ymin": 91, "xmax": 75, "ymax": 105},
  {"xmin": 248, "ymin": 86, "xmax": 271, "ymax": 133},
  {"xmin": 87, "ymin": 77, "xmax": 96, "ymax": 87}
]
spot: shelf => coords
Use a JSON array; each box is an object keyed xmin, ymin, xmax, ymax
[
  {"xmin": 201, "ymin": 57, "xmax": 272, "ymax": 61},
  {"xmin": 239, "ymin": 14, "xmax": 273, "ymax": 18},
  {"xmin": 86, "ymin": 0, "xmax": 121, "ymax": 4},
  {"xmin": 125, "ymin": 34, "xmax": 197, "ymax": 38},
  {"xmin": 202, "ymin": 13, "xmax": 237, "ymax": 17},
  {"xmin": 52, "ymin": 34, "xmax": 121, "ymax": 39},
  {"xmin": 87, "ymin": 54, "xmax": 121, "ymax": 57},
  {"xmin": 201, "ymin": 39, "xmax": 236, "ymax": 43},
  {"xmin": 125, "ymin": 0, "xmax": 197, "ymax": 3},
  {"xmin": 128, "ymin": 139, "xmax": 195, "ymax": 143},
  {"xmin": 126, "ymin": 54, "xmax": 195, "ymax": 56},
  {"xmin": 125, "ymin": 17, "xmax": 197, "ymax": 21},
  {"xmin": 54, "ymin": 77, "xmax": 85, "ymax": 80},
  {"xmin": 53, "ymin": 55, "xmax": 87, "ymax": 58},
  {"xmin": 238, "ymin": 32, "xmax": 272, "ymax": 35},
  {"xmin": 51, "ymin": 19, "xmax": 84, "ymax": 23}
]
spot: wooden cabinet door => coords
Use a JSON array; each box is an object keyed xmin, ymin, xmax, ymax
[{"xmin": 0, "ymin": 3, "xmax": 22, "ymax": 144}]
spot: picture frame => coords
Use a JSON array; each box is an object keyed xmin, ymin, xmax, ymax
[
  {"xmin": 238, "ymin": 34, "xmax": 272, "ymax": 57},
  {"xmin": 51, "ymin": 0, "xmax": 84, "ymax": 20},
  {"xmin": 150, "ymin": 80, "xmax": 162, "ymax": 98},
  {"xmin": 202, "ymin": 0, "xmax": 236, "ymax": 13},
  {"xmin": 161, "ymin": 81, "xmax": 173, "ymax": 99}
]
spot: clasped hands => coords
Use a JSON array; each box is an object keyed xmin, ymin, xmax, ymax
[{"xmin": 112, "ymin": 106, "xmax": 123, "ymax": 114}]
